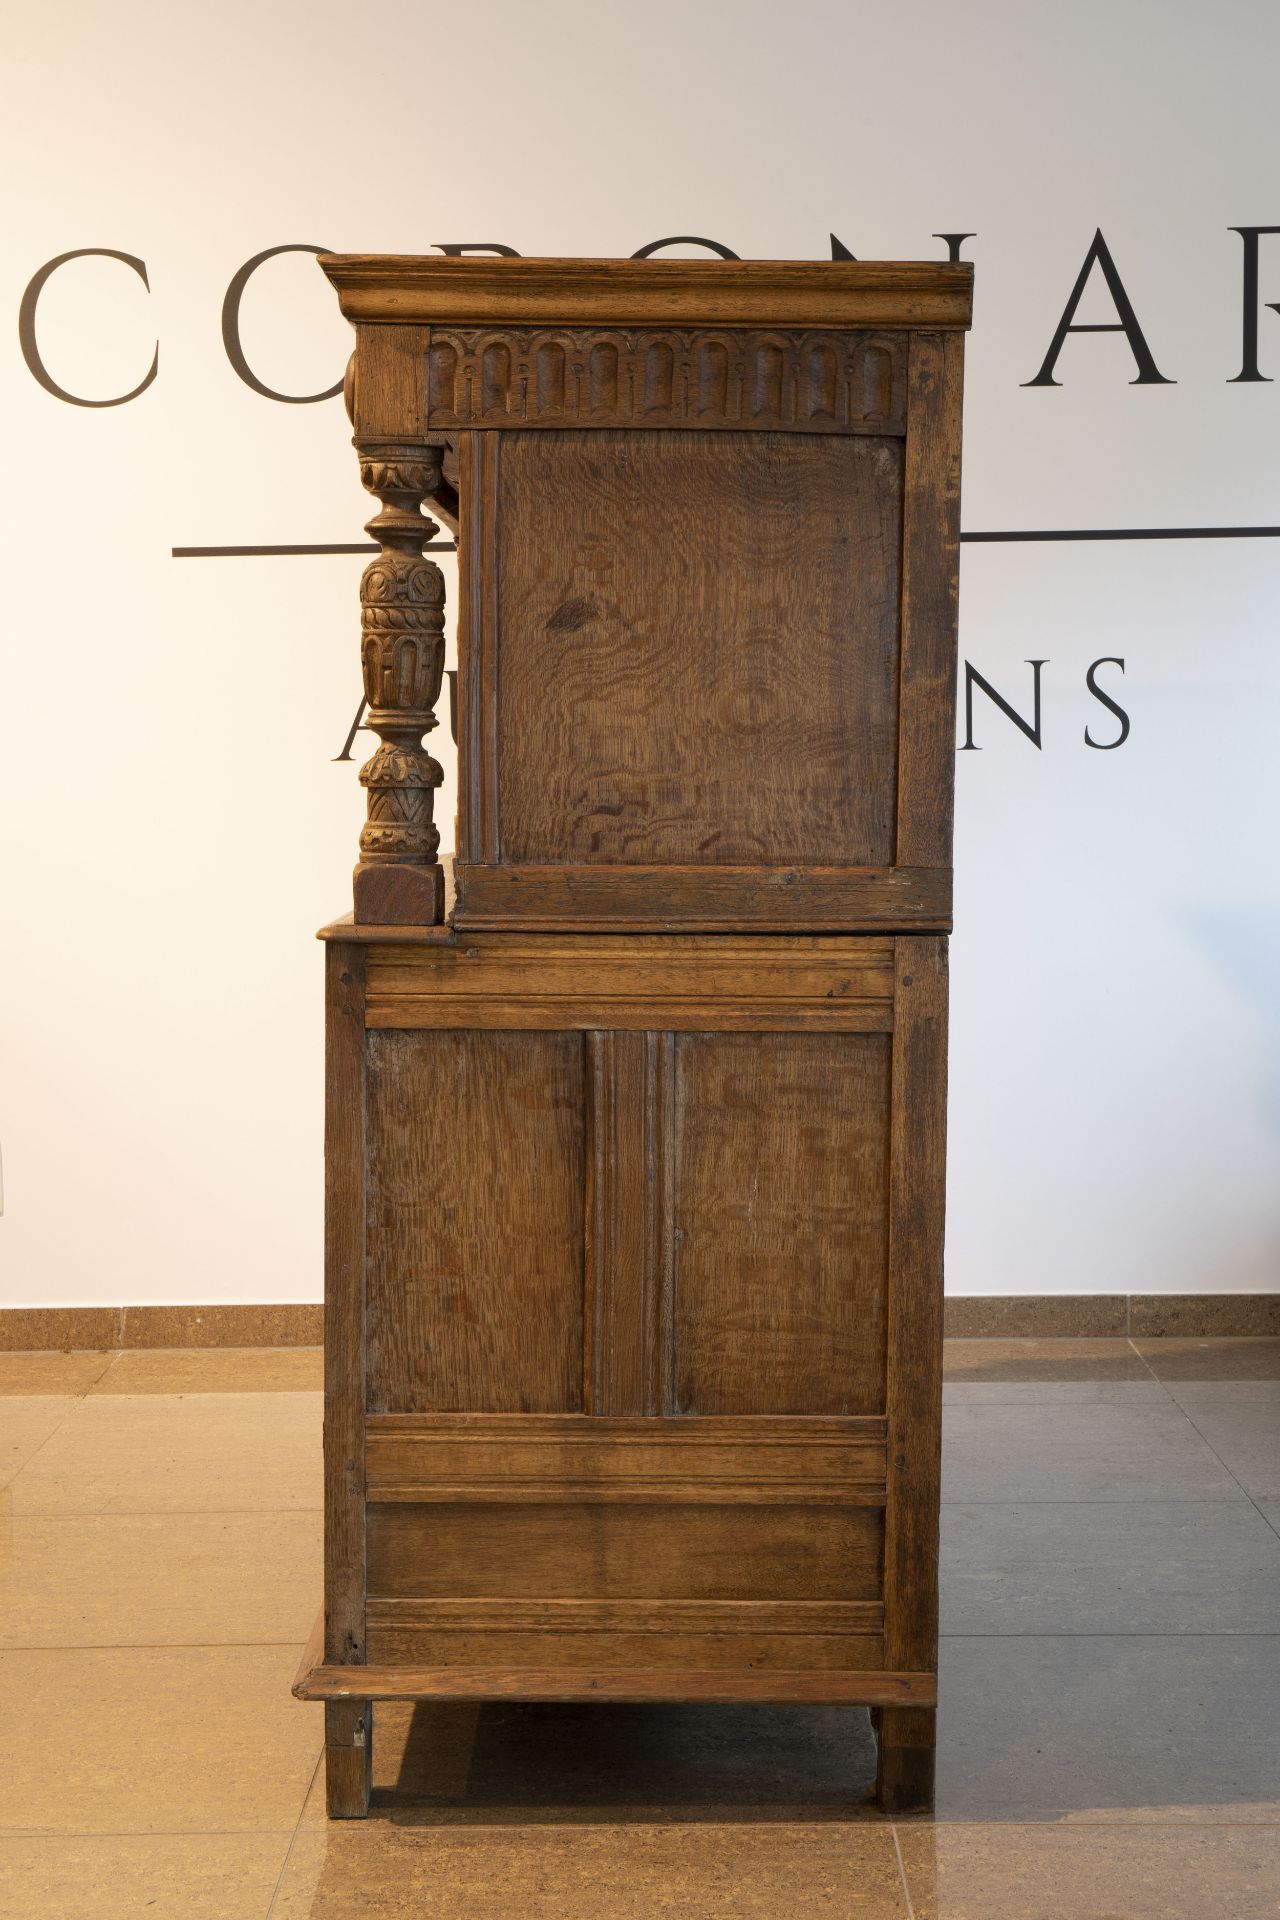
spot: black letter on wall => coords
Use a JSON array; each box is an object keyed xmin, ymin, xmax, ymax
[
  {"xmin": 933, "ymin": 233, "xmax": 976, "ymax": 262},
  {"xmin": 432, "ymin": 243, "xmax": 521, "ymax": 256},
  {"xmin": 1227, "ymin": 227, "xmax": 1280, "ymax": 382},
  {"xmin": 1023, "ymin": 229, "xmax": 1172, "ymax": 387},
  {"xmin": 19, "ymin": 249, "xmax": 157, "ymax": 406},
  {"xmin": 1084, "ymin": 657, "xmax": 1130, "ymax": 748},
  {"xmin": 959, "ymin": 660, "xmax": 1047, "ymax": 750},
  {"xmin": 222, "ymin": 245, "xmax": 343, "ymax": 403},
  {"xmin": 631, "ymin": 236, "xmax": 741, "ymax": 259}
]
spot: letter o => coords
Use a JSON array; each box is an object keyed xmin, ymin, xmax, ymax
[{"xmin": 221, "ymin": 244, "xmax": 343, "ymax": 403}]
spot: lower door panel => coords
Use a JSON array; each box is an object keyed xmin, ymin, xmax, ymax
[{"xmin": 341, "ymin": 933, "xmax": 945, "ymax": 1692}]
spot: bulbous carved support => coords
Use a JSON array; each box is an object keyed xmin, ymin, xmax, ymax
[{"xmin": 351, "ymin": 440, "xmax": 447, "ymax": 924}]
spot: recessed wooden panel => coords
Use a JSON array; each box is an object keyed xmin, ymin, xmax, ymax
[
  {"xmin": 365, "ymin": 1593, "xmax": 885, "ymax": 1672},
  {"xmin": 672, "ymin": 1032, "xmax": 891, "ymax": 1415},
  {"xmin": 368, "ymin": 1500, "xmax": 883, "ymax": 1601},
  {"xmin": 489, "ymin": 429, "xmax": 902, "ymax": 868},
  {"xmin": 450, "ymin": 863, "xmax": 950, "ymax": 933},
  {"xmin": 363, "ymin": 933, "xmax": 896, "ymax": 1031},
  {"xmin": 364, "ymin": 1412, "xmax": 888, "ymax": 1504},
  {"xmin": 365, "ymin": 1030, "xmax": 585, "ymax": 1412},
  {"xmin": 365, "ymin": 1596, "xmax": 885, "ymax": 1673}
]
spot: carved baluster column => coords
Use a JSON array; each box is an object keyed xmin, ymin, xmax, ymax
[{"xmin": 352, "ymin": 441, "xmax": 446, "ymax": 924}]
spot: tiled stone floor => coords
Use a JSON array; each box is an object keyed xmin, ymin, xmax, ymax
[{"xmin": 0, "ymin": 1336, "xmax": 1278, "ymax": 1917}]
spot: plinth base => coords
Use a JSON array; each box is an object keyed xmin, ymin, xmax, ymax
[{"xmin": 353, "ymin": 861, "xmax": 445, "ymax": 926}]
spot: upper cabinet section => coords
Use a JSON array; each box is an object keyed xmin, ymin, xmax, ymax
[{"xmin": 322, "ymin": 257, "xmax": 971, "ymax": 933}]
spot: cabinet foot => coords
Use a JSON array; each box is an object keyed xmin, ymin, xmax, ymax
[
  {"xmin": 325, "ymin": 1699, "xmax": 372, "ymax": 1818},
  {"xmin": 874, "ymin": 1704, "xmax": 935, "ymax": 1814}
]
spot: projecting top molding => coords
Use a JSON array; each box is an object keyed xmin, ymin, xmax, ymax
[{"xmin": 317, "ymin": 255, "xmax": 974, "ymax": 332}]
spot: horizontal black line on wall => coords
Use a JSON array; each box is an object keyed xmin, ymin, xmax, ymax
[
  {"xmin": 172, "ymin": 526, "xmax": 1280, "ymax": 558},
  {"xmin": 963, "ymin": 525, "xmax": 1280, "ymax": 544},
  {"xmin": 171, "ymin": 542, "xmax": 454, "ymax": 557}
]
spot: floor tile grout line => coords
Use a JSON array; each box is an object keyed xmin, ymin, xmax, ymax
[
  {"xmin": 1257, "ymin": 1506, "xmax": 1280, "ymax": 1546},
  {"xmin": 1125, "ymin": 1336, "xmax": 1176, "ymax": 1398},
  {"xmin": 889, "ymin": 1821, "xmax": 916, "ymax": 1918},
  {"xmin": 265, "ymin": 1750, "xmax": 324, "ymax": 1919},
  {"xmin": 0, "ymin": 1391, "xmax": 101, "ymax": 1493},
  {"xmin": 0, "ymin": 1828, "xmax": 306, "ymax": 1841},
  {"xmin": 7, "ymin": 1815, "xmax": 1280, "ymax": 1840},
  {"xmin": 96, "ymin": 1349, "xmax": 128, "ymax": 1388},
  {"xmin": 6, "ymin": 1641, "xmax": 319, "ymax": 1653},
  {"xmin": 941, "ymin": 1630, "xmax": 1280, "ymax": 1641},
  {"xmin": 946, "ymin": 1398, "xmax": 1225, "ymax": 1417},
  {"xmin": 0, "ymin": 1497, "xmax": 326, "ymax": 1512},
  {"xmin": 942, "ymin": 1495, "xmax": 1266, "ymax": 1507},
  {"xmin": 1173, "ymin": 1396, "xmax": 1280, "ymax": 1541},
  {"xmin": 938, "ymin": 1629, "xmax": 1280, "ymax": 1639},
  {"xmin": 940, "ymin": 1496, "xmax": 1254, "ymax": 1506}
]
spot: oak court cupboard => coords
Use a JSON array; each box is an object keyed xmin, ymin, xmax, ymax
[{"xmin": 292, "ymin": 253, "xmax": 972, "ymax": 1817}]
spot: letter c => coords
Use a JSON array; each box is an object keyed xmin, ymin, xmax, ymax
[{"xmin": 19, "ymin": 249, "xmax": 158, "ymax": 407}]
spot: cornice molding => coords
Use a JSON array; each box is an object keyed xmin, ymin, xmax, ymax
[{"xmin": 318, "ymin": 255, "xmax": 974, "ymax": 331}]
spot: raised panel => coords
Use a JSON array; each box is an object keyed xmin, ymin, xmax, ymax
[
  {"xmin": 672, "ymin": 1032, "xmax": 890, "ymax": 1415},
  {"xmin": 367, "ymin": 1500, "xmax": 883, "ymax": 1601},
  {"xmin": 365, "ymin": 1595, "xmax": 885, "ymax": 1672},
  {"xmin": 365, "ymin": 1029, "xmax": 585, "ymax": 1412},
  {"xmin": 363, "ymin": 933, "xmax": 896, "ymax": 1031},
  {"xmin": 490, "ymin": 429, "xmax": 902, "ymax": 868},
  {"xmin": 364, "ymin": 1412, "xmax": 889, "ymax": 1503}
]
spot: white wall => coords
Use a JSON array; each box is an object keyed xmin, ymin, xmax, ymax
[{"xmin": 2, "ymin": 0, "xmax": 1277, "ymax": 1304}]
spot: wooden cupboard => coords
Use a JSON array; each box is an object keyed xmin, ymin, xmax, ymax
[{"xmin": 293, "ymin": 255, "xmax": 971, "ymax": 1817}]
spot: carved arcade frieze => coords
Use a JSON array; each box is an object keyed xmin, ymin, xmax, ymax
[{"xmin": 423, "ymin": 328, "xmax": 906, "ymax": 434}]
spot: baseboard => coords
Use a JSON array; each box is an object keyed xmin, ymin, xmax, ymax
[
  {"xmin": 0, "ymin": 1303, "xmax": 324, "ymax": 1351},
  {"xmin": 2, "ymin": 1294, "xmax": 1276, "ymax": 1352},
  {"xmin": 944, "ymin": 1294, "xmax": 1280, "ymax": 1338}
]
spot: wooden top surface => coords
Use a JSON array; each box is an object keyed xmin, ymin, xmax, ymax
[{"xmin": 318, "ymin": 255, "xmax": 973, "ymax": 331}]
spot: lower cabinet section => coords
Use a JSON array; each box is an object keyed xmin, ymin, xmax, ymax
[
  {"xmin": 312, "ymin": 932, "xmax": 947, "ymax": 1813},
  {"xmin": 363, "ymin": 1412, "xmax": 889, "ymax": 1665}
]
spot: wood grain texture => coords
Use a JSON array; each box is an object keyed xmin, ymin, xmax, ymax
[
  {"xmin": 585, "ymin": 1032, "xmax": 675, "ymax": 1414},
  {"xmin": 875, "ymin": 1704, "xmax": 937, "ymax": 1813},
  {"xmin": 490, "ymin": 430, "xmax": 902, "ymax": 870},
  {"xmin": 324, "ymin": 1698, "xmax": 372, "ymax": 1819},
  {"xmin": 296, "ymin": 1661, "xmax": 936, "ymax": 1707},
  {"xmin": 368, "ymin": 1500, "xmax": 883, "ymax": 1601},
  {"xmin": 896, "ymin": 332, "xmax": 965, "ymax": 868},
  {"xmin": 349, "ymin": 323, "xmax": 431, "ymax": 439},
  {"xmin": 452, "ymin": 864, "xmax": 951, "ymax": 931},
  {"xmin": 881, "ymin": 940, "xmax": 948, "ymax": 1688},
  {"xmin": 456, "ymin": 431, "xmax": 500, "ymax": 865},
  {"xmin": 672, "ymin": 1033, "xmax": 890, "ymax": 1415},
  {"xmin": 364, "ymin": 934, "xmax": 895, "ymax": 1033},
  {"xmin": 363, "ymin": 1598, "xmax": 887, "ymax": 1676},
  {"xmin": 423, "ymin": 328, "xmax": 906, "ymax": 433},
  {"xmin": 319, "ymin": 255, "xmax": 973, "ymax": 332},
  {"xmin": 323, "ymin": 944, "xmax": 367, "ymax": 1667},
  {"xmin": 364, "ymin": 1030, "xmax": 585, "ymax": 1412},
  {"xmin": 364, "ymin": 1598, "xmax": 882, "ymax": 1633},
  {"xmin": 363, "ymin": 1627, "xmax": 885, "ymax": 1673},
  {"xmin": 364, "ymin": 1413, "xmax": 888, "ymax": 1503}
]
